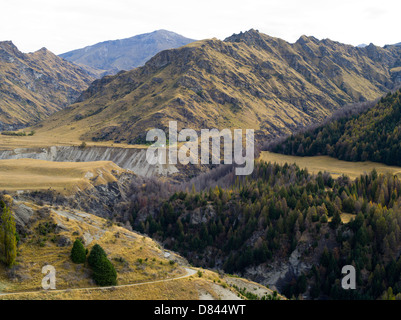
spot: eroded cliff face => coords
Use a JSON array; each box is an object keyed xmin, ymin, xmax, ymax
[
  {"xmin": 0, "ymin": 145, "xmax": 178, "ymax": 177},
  {"xmin": 13, "ymin": 172, "xmax": 134, "ymax": 220},
  {"xmin": 244, "ymin": 245, "xmax": 314, "ymax": 294}
]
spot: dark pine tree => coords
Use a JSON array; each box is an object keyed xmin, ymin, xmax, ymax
[{"xmin": 70, "ymin": 239, "xmax": 86, "ymax": 264}]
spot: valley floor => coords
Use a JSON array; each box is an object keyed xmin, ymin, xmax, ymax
[{"xmin": 260, "ymin": 151, "xmax": 401, "ymax": 180}]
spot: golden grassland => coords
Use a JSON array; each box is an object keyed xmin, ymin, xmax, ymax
[
  {"xmin": 0, "ymin": 132, "xmax": 144, "ymax": 150},
  {"xmin": 0, "ymin": 158, "xmax": 128, "ymax": 194},
  {"xmin": 0, "ymin": 202, "xmax": 181, "ymax": 293},
  {"xmin": 0, "ymin": 274, "xmax": 242, "ymax": 300},
  {"xmin": 0, "ymin": 278, "xmax": 199, "ymax": 300},
  {"xmin": 327, "ymin": 213, "xmax": 356, "ymax": 224},
  {"xmin": 338, "ymin": 213, "xmax": 357, "ymax": 224},
  {"xmin": 0, "ymin": 201, "xmax": 254, "ymax": 300},
  {"xmin": 260, "ymin": 151, "xmax": 401, "ymax": 180}
]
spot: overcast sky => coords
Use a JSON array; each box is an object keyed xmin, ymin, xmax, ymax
[{"xmin": 1, "ymin": 0, "xmax": 400, "ymax": 54}]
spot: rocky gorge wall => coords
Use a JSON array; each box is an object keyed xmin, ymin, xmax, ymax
[{"xmin": 0, "ymin": 145, "xmax": 178, "ymax": 177}]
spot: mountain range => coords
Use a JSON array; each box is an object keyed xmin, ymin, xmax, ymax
[
  {"xmin": 0, "ymin": 41, "xmax": 94, "ymax": 130},
  {"xmin": 59, "ymin": 30, "xmax": 196, "ymax": 77},
  {"xmin": 3, "ymin": 28, "xmax": 401, "ymax": 302},
  {"xmin": 33, "ymin": 29, "xmax": 401, "ymax": 145}
]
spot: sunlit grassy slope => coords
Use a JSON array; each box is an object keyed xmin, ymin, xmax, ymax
[
  {"xmin": 0, "ymin": 131, "xmax": 144, "ymax": 150},
  {"xmin": 260, "ymin": 151, "xmax": 401, "ymax": 180},
  {"xmin": 0, "ymin": 159, "xmax": 127, "ymax": 194},
  {"xmin": 0, "ymin": 200, "xmax": 275, "ymax": 300},
  {"xmin": 0, "ymin": 201, "xmax": 188, "ymax": 299}
]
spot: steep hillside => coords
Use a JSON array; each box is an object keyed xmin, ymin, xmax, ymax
[
  {"xmin": 271, "ymin": 88, "xmax": 401, "ymax": 166},
  {"xmin": 34, "ymin": 29, "xmax": 401, "ymax": 145},
  {"xmin": 0, "ymin": 41, "xmax": 95, "ymax": 130},
  {"xmin": 129, "ymin": 160, "xmax": 401, "ymax": 299},
  {"xmin": 59, "ymin": 30, "xmax": 195, "ymax": 77},
  {"xmin": 0, "ymin": 196, "xmax": 279, "ymax": 300}
]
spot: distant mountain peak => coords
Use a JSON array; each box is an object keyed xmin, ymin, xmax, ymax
[
  {"xmin": 0, "ymin": 40, "xmax": 21, "ymax": 54},
  {"xmin": 33, "ymin": 47, "xmax": 50, "ymax": 55},
  {"xmin": 59, "ymin": 30, "xmax": 196, "ymax": 77},
  {"xmin": 0, "ymin": 40, "xmax": 16, "ymax": 47},
  {"xmin": 224, "ymin": 29, "xmax": 264, "ymax": 42},
  {"xmin": 151, "ymin": 29, "xmax": 182, "ymax": 35},
  {"xmin": 385, "ymin": 42, "xmax": 401, "ymax": 47},
  {"xmin": 0, "ymin": 40, "xmax": 26, "ymax": 62},
  {"xmin": 296, "ymin": 35, "xmax": 320, "ymax": 45}
]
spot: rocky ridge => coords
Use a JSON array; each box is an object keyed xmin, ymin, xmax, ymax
[
  {"xmin": 34, "ymin": 29, "xmax": 401, "ymax": 145},
  {"xmin": 0, "ymin": 41, "xmax": 94, "ymax": 129}
]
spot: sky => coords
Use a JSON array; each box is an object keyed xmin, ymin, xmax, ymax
[{"xmin": 1, "ymin": 0, "xmax": 400, "ymax": 54}]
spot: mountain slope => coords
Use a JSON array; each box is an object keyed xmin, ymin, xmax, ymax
[
  {"xmin": 0, "ymin": 41, "xmax": 95, "ymax": 130},
  {"xmin": 0, "ymin": 195, "xmax": 277, "ymax": 300},
  {"xmin": 271, "ymin": 88, "xmax": 401, "ymax": 166},
  {"xmin": 128, "ymin": 159, "xmax": 401, "ymax": 299},
  {"xmin": 59, "ymin": 30, "xmax": 196, "ymax": 77},
  {"xmin": 33, "ymin": 29, "xmax": 401, "ymax": 145}
]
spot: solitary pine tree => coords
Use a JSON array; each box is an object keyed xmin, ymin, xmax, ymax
[
  {"xmin": 71, "ymin": 239, "xmax": 86, "ymax": 264},
  {"xmin": 0, "ymin": 204, "xmax": 17, "ymax": 267}
]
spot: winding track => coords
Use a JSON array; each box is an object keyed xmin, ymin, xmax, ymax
[
  {"xmin": 0, "ymin": 267, "xmax": 197, "ymax": 298},
  {"xmin": 1, "ymin": 203, "xmax": 198, "ymax": 299}
]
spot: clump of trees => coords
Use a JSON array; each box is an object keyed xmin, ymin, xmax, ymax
[
  {"xmin": 1, "ymin": 130, "xmax": 35, "ymax": 136},
  {"xmin": 135, "ymin": 161, "xmax": 336, "ymax": 273},
  {"xmin": 70, "ymin": 241, "xmax": 117, "ymax": 286},
  {"xmin": 129, "ymin": 158, "xmax": 401, "ymax": 299}
]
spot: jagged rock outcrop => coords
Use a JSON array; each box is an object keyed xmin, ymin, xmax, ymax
[
  {"xmin": 11, "ymin": 172, "xmax": 133, "ymax": 220},
  {"xmin": 13, "ymin": 202, "xmax": 34, "ymax": 233},
  {"xmin": 0, "ymin": 146, "xmax": 178, "ymax": 177},
  {"xmin": 244, "ymin": 247, "xmax": 313, "ymax": 292}
]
